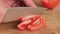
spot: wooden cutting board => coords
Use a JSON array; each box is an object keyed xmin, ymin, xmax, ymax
[{"xmin": 0, "ymin": 3, "xmax": 60, "ymax": 34}]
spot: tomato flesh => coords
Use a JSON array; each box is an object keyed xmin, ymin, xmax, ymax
[
  {"xmin": 27, "ymin": 16, "xmax": 46, "ymax": 31},
  {"xmin": 17, "ymin": 20, "xmax": 31, "ymax": 30}
]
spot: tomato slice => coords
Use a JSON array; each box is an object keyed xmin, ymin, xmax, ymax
[
  {"xmin": 17, "ymin": 20, "xmax": 31, "ymax": 30},
  {"xmin": 27, "ymin": 16, "xmax": 46, "ymax": 31},
  {"xmin": 17, "ymin": 15, "xmax": 46, "ymax": 31},
  {"xmin": 40, "ymin": 0, "xmax": 59, "ymax": 9}
]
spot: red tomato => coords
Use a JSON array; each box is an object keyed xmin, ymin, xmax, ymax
[
  {"xmin": 17, "ymin": 15, "xmax": 46, "ymax": 31},
  {"xmin": 40, "ymin": 0, "xmax": 60, "ymax": 9},
  {"xmin": 27, "ymin": 16, "xmax": 46, "ymax": 31}
]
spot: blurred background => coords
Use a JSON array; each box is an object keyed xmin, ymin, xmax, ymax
[{"xmin": 33, "ymin": 0, "xmax": 41, "ymax": 6}]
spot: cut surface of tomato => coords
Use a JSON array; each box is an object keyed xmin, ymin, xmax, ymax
[
  {"xmin": 27, "ymin": 16, "xmax": 46, "ymax": 31},
  {"xmin": 17, "ymin": 15, "xmax": 46, "ymax": 31},
  {"xmin": 17, "ymin": 20, "xmax": 31, "ymax": 30}
]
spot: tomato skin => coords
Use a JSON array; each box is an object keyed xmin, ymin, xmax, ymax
[
  {"xmin": 27, "ymin": 16, "xmax": 46, "ymax": 31},
  {"xmin": 40, "ymin": 0, "xmax": 60, "ymax": 9}
]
